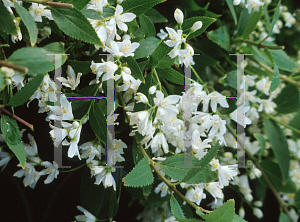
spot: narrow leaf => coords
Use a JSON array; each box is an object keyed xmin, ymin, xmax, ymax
[
  {"xmin": 0, "ymin": 2, "xmax": 17, "ymax": 35},
  {"xmin": 145, "ymin": 8, "xmax": 167, "ymax": 23},
  {"xmin": 139, "ymin": 14, "xmax": 156, "ymax": 38},
  {"xmin": 208, "ymin": 26, "xmax": 230, "ymax": 51},
  {"xmin": 61, "ymin": 0, "xmax": 90, "ymax": 10},
  {"xmin": 264, "ymin": 118, "xmax": 290, "ymax": 183},
  {"xmin": 241, "ymin": 7, "xmax": 263, "ymax": 39},
  {"xmin": 170, "ymin": 195, "xmax": 185, "ymax": 219},
  {"xmin": 270, "ymin": 65, "xmax": 280, "ymax": 92},
  {"xmin": 123, "ymin": 157, "xmax": 154, "ymax": 187},
  {"xmin": 89, "ymin": 102, "xmax": 107, "ymax": 143},
  {"xmin": 15, "ymin": 3, "xmax": 38, "ymax": 46},
  {"xmin": 266, "ymin": 0, "xmax": 281, "ymax": 38},
  {"xmin": 50, "ymin": 7, "xmax": 103, "ymax": 46},
  {"xmin": 225, "ymin": 0, "xmax": 237, "ymax": 25},
  {"xmin": 8, "ymin": 74, "xmax": 45, "ymax": 107},
  {"xmin": 156, "ymin": 67, "xmax": 184, "ymax": 85}
]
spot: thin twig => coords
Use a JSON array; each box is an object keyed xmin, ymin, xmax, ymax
[
  {"xmin": 0, "ymin": 61, "xmax": 28, "ymax": 73},
  {"xmin": 0, "ymin": 108, "xmax": 34, "ymax": 131},
  {"xmin": 234, "ymin": 39, "xmax": 285, "ymax": 50},
  {"xmin": 45, "ymin": 2, "xmax": 74, "ymax": 8}
]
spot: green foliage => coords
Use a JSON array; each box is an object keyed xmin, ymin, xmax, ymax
[
  {"xmin": 270, "ymin": 49, "xmax": 298, "ymax": 72},
  {"xmin": 156, "ymin": 67, "xmax": 184, "ymax": 85},
  {"xmin": 139, "ymin": 14, "xmax": 156, "ymax": 38},
  {"xmin": 8, "ymin": 73, "xmax": 45, "ymax": 107},
  {"xmin": 1, "ymin": 115, "xmax": 26, "ymax": 168},
  {"xmin": 274, "ymin": 84, "xmax": 300, "ymax": 114},
  {"xmin": 201, "ymin": 199, "xmax": 235, "ymax": 222},
  {"xmin": 50, "ymin": 7, "xmax": 103, "ymax": 46},
  {"xmin": 150, "ymin": 42, "xmax": 175, "ymax": 69},
  {"xmin": 225, "ymin": 0, "xmax": 237, "ymax": 25},
  {"xmin": 182, "ymin": 166, "xmax": 218, "ymax": 184},
  {"xmin": 232, "ymin": 214, "xmax": 247, "ymax": 222},
  {"xmin": 270, "ymin": 65, "xmax": 280, "ymax": 92},
  {"xmin": 121, "ymin": 56, "xmax": 145, "ymax": 83},
  {"xmin": 170, "ymin": 195, "xmax": 185, "ymax": 219},
  {"xmin": 295, "ymin": 192, "xmax": 300, "ymax": 211},
  {"xmin": 253, "ymin": 133, "xmax": 266, "ymax": 160},
  {"xmin": 220, "ymin": 70, "xmax": 237, "ymax": 89},
  {"xmin": 208, "ymin": 26, "xmax": 230, "ymax": 51},
  {"xmin": 61, "ymin": 0, "xmax": 90, "ymax": 10},
  {"xmin": 89, "ymin": 101, "xmax": 107, "ymax": 143},
  {"xmin": 144, "ymin": 8, "xmax": 167, "ymax": 23},
  {"xmin": 0, "ymin": 2, "xmax": 17, "ymax": 35},
  {"xmin": 264, "ymin": 118, "xmax": 290, "ymax": 183},
  {"xmin": 67, "ymin": 60, "xmax": 91, "ymax": 75},
  {"xmin": 241, "ymin": 8, "xmax": 263, "ymax": 39},
  {"xmin": 122, "ymin": 0, "xmax": 164, "ymax": 16},
  {"xmin": 279, "ymin": 211, "xmax": 293, "ymax": 222},
  {"xmin": 15, "ymin": 3, "xmax": 38, "ymax": 46},
  {"xmin": 123, "ymin": 157, "xmax": 154, "ymax": 187},
  {"xmin": 266, "ymin": 0, "xmax": 281, "ymax": 39},
  {"xmin": 133, "ymin": 37, "xmax": 161, "ymax": 59},
  {"xmin": 258, "ymin": 160, "xmax": 297, "ymax": 193}
]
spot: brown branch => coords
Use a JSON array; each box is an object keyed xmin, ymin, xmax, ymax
[
  {"xmin": 0, "ymin": 108, "xmax": 34, "ymax": 131},
  {"xmin": 0, "ymin": 61, "xmax": 28, "ymax": 73},
  {"xmin": 45, "ymin": 2, "xmax": 74, "ymax": 8}
]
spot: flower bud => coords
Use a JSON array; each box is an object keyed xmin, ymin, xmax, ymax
[
  {"xmin": 174, "ymin": 8, "xmax": 184, "ymax": 24},
  {"xmin": 72, "ymin": 121, "xmax": 80, "ymax": 129},
  {"xmin": 149, "ymin": 86, "xmax": 156, "ymax": 94},
  {"xmin": 233, "ymin": 0, "xmax": 241, "ymax": 5},
  {"xmin": 117, "ymin": 0, "xmax": 124, "ymax": 3},
  {"xmin": 191, "ymin": 21, "xmax": 203, "ymax": 32},
  {"xmin": 253, "ymin": 201, "xmax": 263, "ymax": 207},
  {"xmin": 253, "ymin": 208, "xmax": 263, "ymax": 219},
  {"xmin": 135, "ymin": 93, "xmax": 148, "ymax": 104},
  {"xmin": 239, "ymin": 207, "xmax": 245, "ymax": 218},
  {"xmin": 5, "ymin": 78, "xmax": 11, "ymax": 85}
]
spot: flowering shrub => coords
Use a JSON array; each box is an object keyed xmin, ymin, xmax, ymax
[{"xmin": 0, "ymin": 0, "xmax": 300, "ymax": 221}]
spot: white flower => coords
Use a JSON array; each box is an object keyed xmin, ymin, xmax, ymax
[
  {"xmin": 230, "ymin": 104, "xmax": 252, "ymax": 127},
  {"xmin": 135, "ymin": 92, "xmax": 148, "ymax": 104},
  {"xmin": 239, "ymin": 207, "xmax": 245, "ymax": 218},
  {"xmin": 185, "ymin": 187, "xmax": 206, "ymax": 205},
  {"xmin": 2, "ymin": 0, "xmax": 22, "ymax": 13},
  {"xmin": 14, "ymin": 162, "xmax": 40, "ymax": 188},
  {"xmin": 11, "ymin": 18, "xmax": 22, "ymax": 43},
  {"xmin": 210, "ymin": 159, "xmax": 238, "ymax": 187},
  {"xmin": 91, "ymin": 166, "xmax": 116, "ymax": 191},
  {"xmin": 282, "ymin": 12, "xmax": 296, "ymax": 28},
  {"xmin": 49, "ymin": 121, "xmax": 73, "ymax": 147},
  {"xmin": 29, "ymin": 3, "xmax": 53, "ymax": 22},
  {"xmin": 192, "ymin": 130, "xmax": 212, "ymax": 159},
  {"xmin": 203, "ymin": 91, "xmax": 229, "ymax": 112},
  {"xmin": 113, "ymin": 5, "xmax": 136, "ymax": 32},
  {"xmin": 245, "ymin": 0, "xmax": 264, "ymax": 14},
  {"xmin": 87, "ymin": 0, "xmax": 107, "ymax": 12},
  {"xmin": 56, "ymin": 65, "xmax": 82, "ymax": 90},
  {"xmin": 46, "ymin": 95, "xmax": 74, "ymax": 121},
  {"xmin": 0, "ymin": 148, "xmax": 11, "ymax": 171},
  {"xmin": 154, "ymin": 90, "xmax": 180, "ymax": 115},
  {"xmin": 164, "ymin": 27, "xmax": 184, "ymax": 48},
  {"xmin": 67, "ymin": 124, "xmax": 82, "ymax": 160},
  {"xmin": 165, "ymin": 216, "xmax": 178, "ymax": 222},
  {"xmin": 24, "ymin": 133, "xmax": 41, "ymax": 164},
  {"xmin": 116, "ymin": 38, "xmax": 140, "ymax": 57},
  {"xmin": 238, "ymin": 175, "xmax": 253, "ymax": 202},
  {"xmin": 191, "ymin": 21, "xmax": 203, "ymax": 32},
  {"xmin": 151, "ymin": 132, "xmax": 169, "ymax": 155},
  {"xmin": 257, "ymin": 99, "xmax": 276, "ymax": 114},
  {"xmin": 39, "ymin": 161, "xmax": 59, "ymax": 184},
  {"xmin": 249, "ymin": 167, "xmax": 262, "ymax": 179},
  {"xmin": 92, "ymin": 60, "xmax": 119, "ymax": 81},
  {"xmin": 157, "ymin": 29, "xmax": 168, "ymax": 40},
  {"xmin": 205, "ymin": 182, "xmax": 224, "ymax": 202},
  {"xmin": 80, "ymin": 142, "xmax": 101, "ymax": 163},
  {"xmin": 174, "ymin": 8, "xmax": 184, "ymax": 24},
  {"xmin": 75, "ymin": 206, "xmax": 97, "ymax": 222},
  {"xmin": 154, "ymin": 182, "xmax": 170, "ymax": 197},
  {"xmin": 177, "ymin": 44, "xmax": 195, "ymax": 67},
  {"xmin": 233, "ymin": 0, "xmax": 242, "ymax": 5}
]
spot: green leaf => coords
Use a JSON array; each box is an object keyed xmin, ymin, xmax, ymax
[
  {"xmin": 270, "ymin": 49, "xmax": 298, "ymax": 72},
  {"xmin": 241, "ymin": 7, "xmax": 263, "ymax": 39},
  {"xmin": 150, "ymin": 42, "xmax": 175, "ymax": 68},
  {"xmin": 258, "ymin": 160, "xmax": 297, "ymax": 193},
  {"xmin": 123, "ymin": 157, "xmax": 154, "ymax": 187},
  {"xmin": 208, "ymin": 26, "xmax": 230, "ymax": 51},
  {"xmin": 225, "ymin": 0, "xmax": 237, "ymax": 25},
  {"xmin": 232, "ymin": 214, "xmax": 247, "ymax": 222},
  {"xmin": 0, "ymin": 2, "xmax": 17, "ymax": 35},
  {"xmin": 245, "ymin": 65, "xmax": 270, "ymax": 77},
  {"xmin": 236, "ymin": 7, "xmax": 251, "ymax": 37},
  {"xmin": 264, "ymin": 48, "xmax": 275, "ymax": 67},
  {"xmin": 295, "ymin": 192, "xmax": 300, "ymax": 211},
  {"xmin": 182, "ymin": 166, "xmax": 218, "ymax": 184},
  {"xmin": 67, "ymin": 60, "xmax": 91, "ymax": 75},
  {"xmin": 279, "ymin": 211, "xmax": 293, "ymax": 222},
  {"xmin": 50, "ymin": 7, "xmax": 103, "ymax": 46},
  {"xmin": 170, "ymin": 195, "xmax": 185, "ymax": 219},
  {"xmin": 264, "ymin": 118, "xmax": 289, "ymax": 183},
  {"xmin": 1, "ymin": 115, "xmax": 26, "ymax": 168},
  {"xmin": 80, "ymin": 8, "xmax": 102, "ymax": 20},
  {"xmin": 0, "ymin": 70, "xmax": 5, "ymax": 91},
  {"xmin": 142, "ymin": 183, "xmax": 152, "ymax": 197},
  {"xmin": 139, "ymin": 14, "xmax": 156, "ymax": 38},
  {"xmin": 8, "ymin": 74, "xmax": 45, "ymax": 107},
  {"xmin": 289, "ymin": 109, "xmax": 300, "ymax": 136},
  {"xmin": 266, "ymin": 0, "xmax": 281, "ymax": 38},
  {"xmin": 156, "ymin": 67, "xmax": 184, "ymax": 85},
  {"xmin": 178, "ymin": 219, "xmax": 204, "ymax": 222},
  {"xmin": 144, "ymin": 8, "xmax": 167, "ymax": 23},
  {"xmin": 121, "ymin": 56, "xmax": 145, "ymax": 83},
  {"xmin": 132, "ymin": 139, "xmax": 144, "ymax": 165},
  {"xmin": 182, "ymin": 17, "xmax": 217, "ymax": 41},
  {"xmin": 274, "ymin": 84, "xmax": 300, "ymax": 114},
  {"xmin": 270, "ymin": 65, "xmax": 280, "ymax": 92},
  {"xmin": 159, "ymin": 155, "xmax": 198, "ymax": 181},
  {"xmin": 15, "ymin": 3, "xmax": 38, "ymax": 46},
  {"xmin": 61, "ymin": 0, "xmax": 90, "ymax": 10},
  {"xmin": 7, "ymin": 47, "xmax": 55, "ymax": 75},
  {"xmin": 201, "ymin": 199, "xmax": 235, "ymax": 222},
  {"xmin": 122, "ymin": 0, "xmax": 164, "ymax": 16},
  {"xmin": 133, "ymin": 37, "xmax": 161, "ymax": 59},
  {"xmin": 89, "ymin": 102, "xmax": 107, "ymax": 143},
  {"xmin": 219, "ymin": 70, "xmax": 237, "ymax": 89},
  {"xmin": 183, "ymin": 142, "xmax": 219, "ymax": 183}
]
